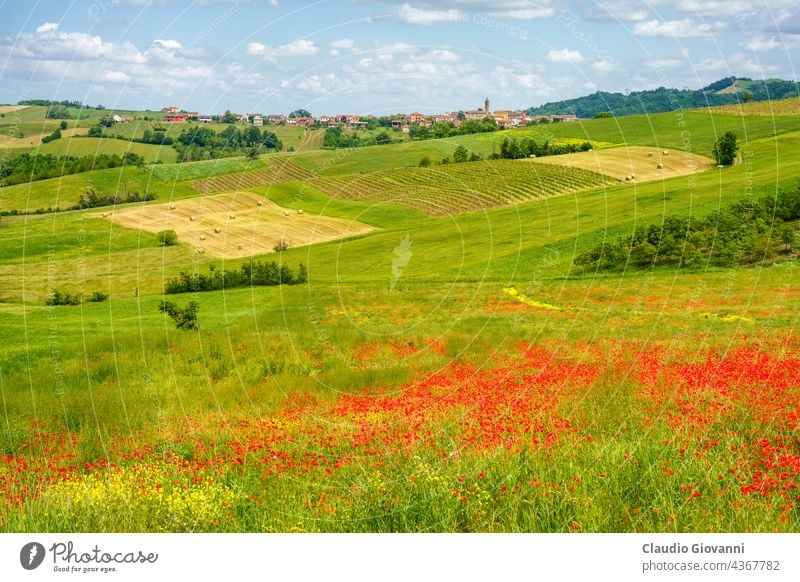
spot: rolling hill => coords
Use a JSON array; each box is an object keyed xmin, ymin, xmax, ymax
[{"xmin": 526, "ymin": 76, "xmax": 800, "ymax": 118}]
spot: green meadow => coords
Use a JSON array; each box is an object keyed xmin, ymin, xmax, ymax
[{"xmin": 1, "ymin": 102, "xmax": 799, "ymax": 533}]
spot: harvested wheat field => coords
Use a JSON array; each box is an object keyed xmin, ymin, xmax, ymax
[
  {"xmin": 529, "ymin": 146, "xmax": 715, "ymax": 183},
  {"xmin": 703, "ymin": 97, "xmax": 800, "ymax": 117},
  {"xmin": 0, "ymin": 105, "xmax": 29, "ymax": 114},
  {"xmin": 97, "ymin": 191, "xmax": 376, "ymax": 259}
]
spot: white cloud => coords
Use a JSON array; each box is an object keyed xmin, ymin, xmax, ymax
[
  {"xmin": 247, "ymin": 39, "xmax": 319, "ymax": 62},
  {"xmin": 591, "ymin": 59, "xmax": 619, "ymax": 73},
  {"xmin": 102, "ymin": 70, "xmax": 130, "ymax": 82},
  {"xmin": 397, "ymin": 3, "xmax": 465, "ymax": 25},
  {"xmin": 388, "ymin": 1, "xmax": 554, "ymax": 21},
  {"xmin": 695, "ymin": 58, "xmax": 725, "ymax": 70},
  {"xmin": 36, "ymin": 22, "xmax": 59, "ymax": 34},
  {"xmin": 634, "ymin": 19, "xmax": 714, "ymax": 38},
  {"xmin": 584, "ymin": 1, "xmax": 651, "ymax": 22},
  {"xmin": 547, "ymin": 48, "xmax": 583, "ymax": 64},
  {"xmin": 330, "ymin": 38, "xmax": 356, "ymax": 56},
  {"xmin": 741, "ymin": 36, "xmax": 784, "ymax": 52},
  {"xmin": 645, "ymin": 58, "xmax": 685, "ymax": 69},
  {"xmin": 4, "ymin": 28, "xmax": 145, "ymax": 63},
  {"xmin": 152, "ymin": 39, "xmax": 182, "ymax": 50},
  {"xmin": 676, "ymin": 0, "xmax": 756, "ymax": 15},
  {"xmin": 515, "ymin": 73, "xmax": 540, "ymax": 88},
  {"xmin": 494, "ymin": 7, "xmax": 553, "ymax": 19},
  {"xmin": 415, "ymin": 49, "xmax": 460, "ymax": 62},
  {"xmin": 730, "ymin": 54, "xmax": 780, "ymax": 75},
  {"xmin": 268, "ymin": 0, "xmax": 279, "ymax": 6}
]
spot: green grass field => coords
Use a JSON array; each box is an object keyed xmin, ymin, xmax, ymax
[
  {"xmin": 1, "ymin": 105, "xmax": 799, "ymax": 533},
  {"xmin": 33, "ymin": 136, "xmax": 178, "ymax": 163}
]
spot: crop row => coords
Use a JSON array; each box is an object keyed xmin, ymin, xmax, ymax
[
  {"xmin": 191, "ymin": 159, "xmax": 317, "ymax": 193},
  {"xmin": 312, "ymin": 160, "xmax": 616, "ymax": 215}
]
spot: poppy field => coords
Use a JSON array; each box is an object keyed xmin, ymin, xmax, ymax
[{"xmin": 1, "ymin": 272, "xmax": 798, "ymax": 533}]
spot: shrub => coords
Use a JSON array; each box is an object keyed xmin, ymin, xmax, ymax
[
  {"xmin": 157, "ymin": 230, "xmax": 178, "ymax": 246},
  {"xmin": 453, "ymin": 145, "xmax": 469, "ymax": 163},
  {"xmin": 273, "ymin": 239, "xmax": 289, "ymax": 252},
  {"xmin": 419, "ymin": 156, "xmax": 432, "ymax": 168},
  {"xmin": 41, "ymin": 128, "xmax": 62, "ymax": 144},
  {"xmin": 45, "ymin": 289, "xmax": 81, "ymax": 306},
  {"xmin": 59, "ymin": 120, "xmax": 68, "ymax": 130},
  {"xmin": 87, "ymin": 291, "xmax": 109, "ymax": 302},
  {"xmin": 159, "ymin": 300, "xmax": 199, "ymax": 330}
]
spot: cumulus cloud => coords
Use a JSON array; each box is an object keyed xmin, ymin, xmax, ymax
[
  {"xmin": 390, "ymin": 1, "xmax": 553, "ymax": 22},
  {"xmin": 634, "ymin": 19, "xmax": 716, "ymax": 38},
  {"xmin": 247, "ymin": 39, "xmax": 319, "ymax": 62},
  {"xmin": 547, "ymin": 48, "xmax": 584, "ymax": 64},
  {"xmin": 695, "ymin": 58, "xmax": 725, "ymax": 70},
  {"xmin": 102, "ymin": 70, "xmax": 130, "ymax": 82},
  {"xmin": 397, "ymin": 3, "xmax": 465, "ymax": 25},
  {"xmin": 741, "ymin": 36, "xmax": 785, "ymax": 52},
  {"xmin": 583, "ymin": 1, "xmax": 651, "ymax": 22},
  {"xmin": 330, "ymin": 38, "xmax": 356, "ymax": 56},
  {"xmin": 3, "ymin": 28, "xmax": 145, "ymax": 63},
  {"xmin": 645, "ymin": 58, "xmax": 685, "ymax": 69},
  {"xmin": 730, "ymin": 54, "xmax": 780, "ymax": 75},
  {"xmin": 676, "ymin": 0, "xmax": 756, "ymax": 15},
  {"xmin": 152, "ymin": 39, "xmax": 182, "ymax": 50},
  {"xmin": 591, "ymin": 59, "xmax": 619, "ymax": 73},
  {"xmin": 36, "ymin": 22, "xmax": 59, "ymax": 34}
]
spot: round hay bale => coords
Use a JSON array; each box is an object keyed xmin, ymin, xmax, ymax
[
  {"xmin": 630, "ymin": 173, "xmax": 636, "ymax": 179},
  {"xmin": 657, "ymin": 163, "xmax": 663, "ymax": 169},
  {"xmin": 284, "ymin": 210, "xmax": 290, "ymax": 217},
  {"xmin": 663, "ymin": 150, "xmax": 669, "ymax": 155},
  {"xmin": 625, "ymin": 175, "xmax": 631, "ymax": 181},
  {"xmin": 214, "ymin": 227, "xmax": 222, "ymax": 234},
  {"xmin": 257, "ymin": 201, "xmax": 263, "ymax": 207},
  {"xmin": 197, "ymin": 248, "xmax": 205, "ymax": 255},
  {"xmin": 229, "ymin": 214, "xmax": 235, "ymax": 219},
  {"xmin": 101, "ymin": 212, "xmax": 108, "ymax": 218},
  {"xmin": 168, "ymin": 204, "xmax": 176, "ymax": 210},
  {"xmin": 199, "ymin": 234, "xmax": 206, "ymax": 241},
  {"xmin": 238, "ymin": 244, "xmax": 243, "ymax": 250},
  {"xmin": 647, "ymin": 152, "xmax": 653, "ymax": 157},
  {"xmin": 297, "ymin": 209, "xmax": 304, "ymax": 215},
  {"xmin": 189, "ymin": 216, "xmax": 197, "ymax": 222}
]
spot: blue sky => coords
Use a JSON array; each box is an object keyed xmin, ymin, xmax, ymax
[{"xmin": 1, "ymin": 1, "xmax": 798, "ymax": 115}]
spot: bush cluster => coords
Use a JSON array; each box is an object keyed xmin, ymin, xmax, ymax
[
  {"xmin": 574, "ymin": 187, "xmax": 800, "ymax": 270},
  {"xmin": 0, "ymin": 153, "xmax": 146, "ymax": 186},
  {"xmin": 45, "ymin": 289, "xmax": 108, "ymax": 306},
  {"xmin": 163, "ymin": 260, "xmax": 308, "ymax": 294}
]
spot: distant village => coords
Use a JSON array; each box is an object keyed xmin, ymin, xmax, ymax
[{"xmin": 156, "ymin": 99, "xmax": 579, "ymax": 130}]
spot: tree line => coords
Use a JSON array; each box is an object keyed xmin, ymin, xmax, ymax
[
  {"xmin": 0, "ymin": 152, "xmax": 146, "ymax": 186},
  {"xmin": 173, "ymin": 125, "xmax": 282, "ymax": 162},
  {"xmin": 574, "ymin": 187, "xmax": 800, "ymax": 270},
  {"xmin": 164, "ymin": 260, "xmax": 308, "ymax": 294},
  {"xmin": 497, "ymin": 137, "xmax": 593, "ymax": 159},
  {"xmin": 526, "ymin": 77, "xmax": 800, "ymax": 119},
  {"xmin": 323, "ymin": 127, "xmax": 394, "ymax": 148}
]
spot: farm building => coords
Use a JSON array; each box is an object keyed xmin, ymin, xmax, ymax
[{"xmin": 164, "ymin": 113, "xmax": 189, "ymax": 122}]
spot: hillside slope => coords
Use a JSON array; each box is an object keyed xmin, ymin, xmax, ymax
[{"xmin": 527, "ymin": 77, "xmax": 800, "ymax": 118}]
